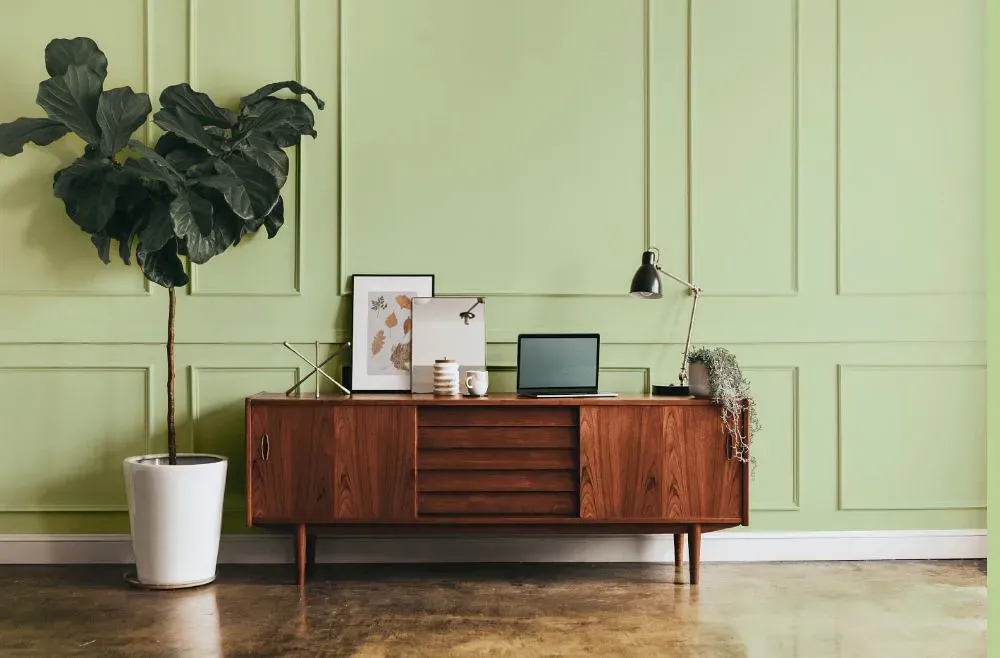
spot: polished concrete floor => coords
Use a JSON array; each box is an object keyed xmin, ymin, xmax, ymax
[{"xmin": 0, "ymin": 560, "xmax": 985, "ymax": 657}]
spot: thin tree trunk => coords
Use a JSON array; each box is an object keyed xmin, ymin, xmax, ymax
[{"xmin": 167, "ymin": 286, "xmax": 177, "ymax": 465}]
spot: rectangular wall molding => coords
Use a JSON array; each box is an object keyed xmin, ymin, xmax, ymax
[{"xmin": 0, "ymin": 530, "xmax": 984, "ymax": 565}]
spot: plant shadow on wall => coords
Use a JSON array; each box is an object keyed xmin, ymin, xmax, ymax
[{"xmin": 0, "ymin": 37, "xmax": 324, "ymax": 588}]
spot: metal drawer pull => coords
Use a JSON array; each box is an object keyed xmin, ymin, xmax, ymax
[{"xmin": 260, "ymin": 433, "xmax": 270, "ymax": 461}]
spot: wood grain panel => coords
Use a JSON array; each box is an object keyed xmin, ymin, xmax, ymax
[
  {"xmin": 419, "ymin": 427, "xmax": 577, "ymax": 449},
  {"xmin": 418, "ymin": 449, "xmax": 576, "ymax": 471},
  {"xmin": 419, "ymin": 493, "xmax": 577, "ymax": 516},
  {"xmin": 662, "ymin": 406, "xmax": 744, "ymax": 519},
  {"xmin": 419, "ymin": 406, "xmax": 577, "ymax": 427},
  {"xmin": 418, "ymin": 470, "xmax": 577, "ymax": 493},
  {"xmin": 334, "ymin": 406, "xmax": 416, "ymax": 520},
  {"xmin": 249, "ymin": 405, "xmax": 335, "ymax": 523},
  {"xmin": 579, "ymin": 407, "xmax": 665, "ymax": 520}
]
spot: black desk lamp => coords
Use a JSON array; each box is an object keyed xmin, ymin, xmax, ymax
[{"xmin": 629, "ymin": 247, "xmax": 702, "ymax": 396}]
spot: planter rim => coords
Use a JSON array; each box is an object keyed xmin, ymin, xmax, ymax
[{"xmin": 123, "ymin": 453, "xmax": 228, "ymax": 469}]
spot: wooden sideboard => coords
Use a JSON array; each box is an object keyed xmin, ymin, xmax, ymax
[{"xmin": 245, "ymin": 393, "xmax": 750, "ymax": 586}]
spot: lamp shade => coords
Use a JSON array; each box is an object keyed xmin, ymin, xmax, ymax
[{"xmin": 629, "ymin": 250, "xmax": 662, "ymax": 298}]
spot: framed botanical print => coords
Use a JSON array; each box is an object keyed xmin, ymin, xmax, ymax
[{"xmin": 350, "ymin": 274, "xmax": 435, "ymax": 392}]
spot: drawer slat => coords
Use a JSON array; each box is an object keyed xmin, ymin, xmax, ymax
[
  {"xmin": 418, "ymin": 470, "xmax": 577, "ymax": 493},
  {"xmin": 419, "ymin": 427, "xmax": 577, "ymax": 449},
  {"xmin": 418, "ymin": 448, "xmax": 576, "ymax": 470},
  {"xmin": 419, "ymin": 492, "xmax": 578, "ymax": 516},
  {"xmin": 419, "ymin": 407, "xmax": 577, "ymax": 427}
]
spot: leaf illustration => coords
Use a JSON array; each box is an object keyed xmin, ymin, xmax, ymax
[
  {"xmin": 395, "ymin": 294, "xmax": 412, "ymax": 310},
  {"xmin": 385, "ymin": 312, "xmax": 398, "ymax": 329},
  {"xmin": 391, "ymin": 341, "xmax": 411, "ymax": 371},
  {"xmin": 403, "ymin": 317, "xmax": 411, "ymax": 335},
  {"xmin": 371, "ymin": 329, "xmax": 385, "ymax": 356}
]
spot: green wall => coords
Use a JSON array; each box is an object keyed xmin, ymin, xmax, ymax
[{"xmin": 0, "ymin": 0, "xmax": 986, "ymax": 535}]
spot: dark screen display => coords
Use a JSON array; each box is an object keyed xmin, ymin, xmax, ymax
[{"xmin": 517, "ymin": 336, "xmax": 598, "ymax": 390}]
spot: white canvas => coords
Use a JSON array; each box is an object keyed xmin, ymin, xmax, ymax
[{"xmin": 410, "ymin": 297, "xmax": 487, "ymax": 394}]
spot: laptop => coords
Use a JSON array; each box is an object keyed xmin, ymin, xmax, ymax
[{"xmin": 516, "ymin": 333, "xmax": 618, "ymax": 398}]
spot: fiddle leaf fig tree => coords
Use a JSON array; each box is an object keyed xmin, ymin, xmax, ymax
[{"xmin": 0, "ymin": 37, "xmax": 324, "ymax": 464}]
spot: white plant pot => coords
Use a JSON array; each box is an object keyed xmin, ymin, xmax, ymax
[
  {"xmin": 123, "ymin": 454, "xmax": 228, "ymax": 589},
  {"xmin": 689, "ymin": 362, "xmax": 712, "ymax": 398}
]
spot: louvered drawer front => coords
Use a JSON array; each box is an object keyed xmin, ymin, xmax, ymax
[{"xmin": 417, "ymin": 420, "xmax": 580, "ymax": 518}]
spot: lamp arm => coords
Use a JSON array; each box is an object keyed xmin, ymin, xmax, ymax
[
  {"xmin": 654, "ymin": 265, "xmax": 698, "ymax": 293},
  {"xmin": 654, "ymin": 265, "xmax": 702, "ymax": 385}
]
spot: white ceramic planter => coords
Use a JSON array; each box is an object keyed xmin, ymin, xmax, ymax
[
  {"xmin": 688, "ymin": 362, "xmax": 712, "ymax": 398},
  {"xmin": 123, "ymin": 454, "xmax": 228, "ymax": 589}
]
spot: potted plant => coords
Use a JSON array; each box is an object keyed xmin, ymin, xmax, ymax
[
  {"xmin": 686, "ymin": 346, "xmax": 760, "ymax": 469},
  {"xmin": 0, "ymin": 37, "xmax": 324, "ymax": 588}
]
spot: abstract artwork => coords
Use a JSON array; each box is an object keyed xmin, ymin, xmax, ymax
[{"xmin": 350, "ymin": 274, "xmax": 434, "ymax": 392}]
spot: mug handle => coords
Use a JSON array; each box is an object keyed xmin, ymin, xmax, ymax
[{"xmin": 465, "ymin": 374, "xmax": 474, "ymax": 390}]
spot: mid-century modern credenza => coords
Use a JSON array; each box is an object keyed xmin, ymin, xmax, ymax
[{"xmin": 244, "ymin": 393, "xmax": 750, "ymax": 586}]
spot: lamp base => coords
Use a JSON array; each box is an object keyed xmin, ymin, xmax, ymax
[{"xmin": 651, "ymin": 384, "xmax": 691, "ymax": 397}]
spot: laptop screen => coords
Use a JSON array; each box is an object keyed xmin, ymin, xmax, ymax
[{"xmin": 517, "ymin": 334, "xmax": 599, "ymax": 392}]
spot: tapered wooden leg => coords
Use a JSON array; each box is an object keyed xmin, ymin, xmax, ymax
[
  {"xmin": 688, "ymin": 524, "xmax": 701, "ymax": 585},
  {"xmin": 673, "ymin": 534, "xmax": 685, "ymax": 567},
  {"xmin": 295, "ymin": 524, "xmax": 307, "ymax": 587}
]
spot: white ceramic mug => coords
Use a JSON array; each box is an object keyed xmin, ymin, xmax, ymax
[{"xmin": 465, "ymin": 370, "xmax": 489, "ymax": 397}]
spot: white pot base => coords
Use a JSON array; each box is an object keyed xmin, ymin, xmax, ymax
[
  {"xmin": 123, "ymin": 571, "xmax": 217, "ymax": 590},
  {"xmin": 123, "ymin": 453, "xmax": 228, "ymax": 589}
]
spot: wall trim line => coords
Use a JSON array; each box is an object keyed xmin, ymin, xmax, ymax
[{"xmin": 0, "ymin": 530, "xmax": 984, "ymax": 565}]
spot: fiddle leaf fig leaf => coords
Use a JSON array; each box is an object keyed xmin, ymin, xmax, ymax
[
  {"xmin": 36, "ymin": 64, "xmax": 103, "ymax": 145},
  {"xmin": 52, "ymin": 155, "xmax": 122, "ymax": 233},
  {"xmin": 169, "ymin": 188, "xmax": 214, "ymax": 242},
  {"xmin": 195, "ymin": 158, "xmax": 278, "ymax": 220},
  {"xmin": 159, "ymin": 83, "xmax": 237, "ymax": 128},
  {"xmin": 137, "ymin": 238, "xmax": 188, "ymax": 288},
  {"xmin": 90, "ymin": 233, "xmax": 112, "ymax": 264},
  {"xmin": 235, "ymin": 136, "xmax": 288, "ymax": 188},
  {"xmin": 44, "ymin": 37, "xmax": 108, "ymax": 80},
  {"xmin": 0, "ymin": 117, "xmax": 70, "ymax": 156},
  {"xmin": 263, "ymin": 195, "xmax": 284, "ymax": 239},
  {"xmin": 138, "ymin": 198, "xmax": 173, "ymax": 253},
  {"xmin": 239, "ymin": 80, "xmax": 325, "ymax": 112},
  {"xmin": 153, "ymin": 106, "xmax": 222, "ymax": 154},
  {"xmin": 96, "ymin": 87, "xmax": 151, "ymax": 156},
  {"xmin": 237, "ymin": 97, "xmax": 316, "ymax": 147}
]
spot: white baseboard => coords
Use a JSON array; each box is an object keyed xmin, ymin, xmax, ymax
[{"xmin": 0, "ymin": 530, "xmax": 985, "ymax": 565}]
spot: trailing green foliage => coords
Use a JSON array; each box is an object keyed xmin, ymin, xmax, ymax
[
  {"xmin": 687, "ymin": 346, "xmax": 760, "ymax": 469},
  {"xmin": 0, "ymin": 36, "xmax": 324, "ymax": 289}
]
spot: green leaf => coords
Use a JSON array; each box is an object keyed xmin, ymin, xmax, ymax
[
  {"xmin": 0, "ymin": 117, "xmax": 70, "ymax": 156},
  {"xmin": 238, "ymin": 97, "xmax": 316, "ymax": 147},
  {"xmin": 138, "ymin": 198, "xmax": 173, "ymax": 253},
  {"xmin": 263, "ymin": 195, "xmax": 284, "ymax": 239},
  {"xmin": 36, "ymin": 64, "xmax": 104, "ymax": 145},
  {"xmin": 153, "ymin": 106, "xmax": 222, "ymax": 154},
  {"xmin": 123, "ymin": 139, "xmax": 183, "ymax": 191},
  {"xmin": 159, "ymin": 83, "xmax": 237, "ymax": 128},
  {"xmin": 52, "ymin": 156, "xmax": 122, "ymax": 233},
  {"xmin": 103, "ymin": 182, "xmax": 156, "ymax": 264},
  {"xmin": 239, "ymin": 80, "xmax": 325, "ymax": 112},
  {"xmin": 235, "ymin": 136, "xmax": 289, "ymax": 188},
  {"xmin": 185, "ymin": 200, "xmax": 242, "ymax": 263},
  {"xmin": 44, "ymin": 37, "xmax": 108, "ymax": 80},
  {"xmin": 90, "ymin": 233, "xmax": 111, "ymax": 264},
  {"xmin": 154, "ymin": 133, "xmax": 210, "ymax": 174},
  {"xmin": 169, "ymin": 188, "xmax": 214, "ymax": 241},
  {"xmin": 194, "ymin": 159, "xmax": 278, "ymax": 221},
  {"xmin": 96, "ymin": 87, "xmax": 152, "ymax": 156},
  {"xmin": 137, "ymin": 238, "xmax": 189, "ymax": 288}
]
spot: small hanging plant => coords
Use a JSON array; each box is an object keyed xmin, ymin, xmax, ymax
[{"xmin": 687, "ymin": 346, "xmax": 760, "ymax": 470}]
